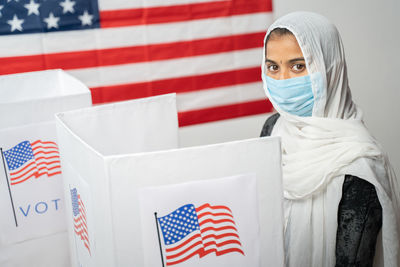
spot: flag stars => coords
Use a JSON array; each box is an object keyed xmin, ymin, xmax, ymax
[
  {"xmin": 60, "ymin": 0, "xmax": 76, "ymax": 14},
  {"xmin": 7, "ymin": 14, "xmax": 24, "ymax": 32},
  {"xmin": 78, "ymin": 10, "xmax": 93, "ymax": 26},
  {"xmin": 24, "ymin": 0, "xmax": 40, "ymax": 16},
  {"xmin": 0, "ymin": 5, "xmax": 3, "ymax": 18},
  {"xmin": 44, "ymin": 12, "xmax": 60, "ymax": 29}
]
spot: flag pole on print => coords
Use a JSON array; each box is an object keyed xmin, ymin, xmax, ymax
[
  {"xmin": 70, "ymin": 187, "xmax": 91, "ymax": 256},
  {"xmin": 155, "ymin": 203, "xmax": 244, "ymax": 266},
  {"xmin": 0, "ymin": 147, "xmax": 18, "ymax": 227}
]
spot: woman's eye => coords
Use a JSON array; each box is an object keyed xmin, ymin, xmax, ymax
[
  {"xmin": 267, "ymin": 65, "xmax": 279, "ymax": 73},
  {"xmin": 292, "ymin": 64, "xmax": 305, "ymax": 72}
]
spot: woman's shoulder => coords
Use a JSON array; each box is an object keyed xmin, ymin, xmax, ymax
[{"xmin": 260, "ymin": 113, "xmax": 280, "ymax": 137}]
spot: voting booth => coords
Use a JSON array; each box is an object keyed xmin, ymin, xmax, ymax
[
  {"xmin": 55, "ymin": 94, "xmax": 285, "ymax": 267},
  {"xmin": 0, "ymin": 70, "xmax": 92, "ymax": 266}
]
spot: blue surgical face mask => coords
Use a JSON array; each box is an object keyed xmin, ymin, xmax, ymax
[{"xmin": 263, "ymin": 73, "xmax": 314, "ymax": 117}]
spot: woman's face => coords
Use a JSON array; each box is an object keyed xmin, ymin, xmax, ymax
[{"xmin": 265, "ymin": 33, "xmax": 308, "ymax": 80}]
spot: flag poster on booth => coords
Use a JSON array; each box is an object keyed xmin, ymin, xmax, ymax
[
  {"xmin": 67, "ymin": 173, "xmax": 94, "ymax": 267},
  {"xmin": 0, "ymin": 122, "xmax": 66, "ymax": 245},
  {"xmin": 138, "ymin": 174, "xmax": 261, "ymax": 267}
]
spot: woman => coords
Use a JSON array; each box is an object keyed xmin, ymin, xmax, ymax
[{"xmin": 260, "ymin": 12, "xmax": 400, "ymax": 267}]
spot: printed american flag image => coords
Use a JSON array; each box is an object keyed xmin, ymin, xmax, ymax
[
  {"xmin": 0, "ymin": 0, "xmax": 273, "ymax": 126},
  {"xmin": 157, "ymin": 203, "xmax": 244, "ymax": 266},
  {"xmin": 3, "ymin": 140, "xmax": 61, "ymax": 185},
  {"xmin": 70, "ymin": 187, "xmax": 91, "ymax": 255}
]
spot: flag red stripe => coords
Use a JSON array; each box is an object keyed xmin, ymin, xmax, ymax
[
  {"xmin": 0, "ymin": 32, "xmax": 264, "ymax": 75},
  {"xmin": 10, "ymin": 171, "xmax": 37, "ymax": 185},
  {"xmin": 80, "ymin": 208, "xmax": 87, "ymax": 221},
  {"xmin": 31, "ymin": 140, "xmax": 57, "ymax": 146},
  {"xmin": 36, "ymin": 167, "xmax": 62, "ymax": 178},
  {"xmin": 74, "ymin": 217, "xmax": 89, "ymax": 236},
  {"xmin": 203, "ymin": 239, "xmax": 243, "ymax": 251},
  {"xmin": 197, "ymin": 211, "xmax": 233, "ymax": 220},
  {"xmin": 201, "ymin": 247, "xmax": 244, "ymax": 257},
  {"xmin": 10, "ymin": 161, "xmax": 36, "ymax": 176},
  {"xmin": 178, "ymin": 99, "xmax": 273, "ymax": 126},
  {"xmin": 165, "ymin": 233, "xmax": 202, "ymax": 252},
  {"xmin": 37, "ymin": 166, "xmax": 61, "ymax": 175},
  {"xmin": 37, "ymin": 168, "xmax": 61, "ymax": 175},
  {"xmin": 90, "ymin": 67, "xmax": 261, "ymax": 104},
  {"xmin": 11, "ymin": 167, "xmax": 36, "ymax": 180},
  {"xmin": 199, "ymin": 225, "xmax": 238, "ymax": 233},
  {"xmin": 47, "ymin": 171, "xmax": 62, "ymax": 177},
  {"xmin": 197, "ymin": 205, "xmax": 231, "ymax": 211},
  {"xmin": 80, "ymin": 201, "xmax": 87, "ymax": 217},
  {"xmin": 74, "ymin": 222, "xmax": 89, "ymax": 237},
  {"xmin": 32, "ymin": 145, "xmax": 59, "ymax": 151},
  {"xmin": 166, "ymin": 248, "xmax": 203, "ymax": 266},
  {"xmin": 33, "ymin": 150, "xmax": 59, "ymax": 156},
  {"xmin": 196, "ymin": 203, "xmax": 232, "ymax": 212},
  {"xmin": 35, "ymin": 155, "xmax": 60, "ymax": 161},
  {"xmin": 199, "ymin": 218, "xmax": 236, "ymax": 225},
  {"xmin": 100, "ymin": 0, "xmax": 272, "ymax": 28},
  {"xmin": 36, "ymin": 160, "xmax": 61, "ymax": 167},
  {"xmin": 167, "ymin": 247, "xmax": 245, "ymax": 266},
  {"xmin": 84, "ymin": 242, "xmax": 91, "ymax": 255},
  {"xmin": 166, "ymin": 240, "xmax": 203, "ymax": 259},
  {"xmin": 74, "ymin": 218, "xmax": 88, "ymax": 232},
  {"xmin": 75, "ymin": 212, "xmax": 88, "ymax": 229},
  {"xmin": 74, "ymin": 229, "xmax": 89, "ymax": 243},
  {"xmin": 202, "ymin": 232, "xmax": 240, "ymax": 242}
]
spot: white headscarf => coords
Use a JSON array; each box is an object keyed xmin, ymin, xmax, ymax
[{"xmin": 261, "ymin": 11, "xmax": 400, "ymax": 267}]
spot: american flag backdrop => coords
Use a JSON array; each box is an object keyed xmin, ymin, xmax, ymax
[
  {"xmin": 70, "ymin": 187, "xmax": 91, "ymax": 255},
  {"xmin": 3, "ymin": 140, "xmax": 61, "ymax": 185},
  {"xmin": 157, "ymin": 203, "xmax": 244, "ymax": 266},
  {"xmin": 0, "ymin": 0, "xmax": 273, "ymax": 126}
]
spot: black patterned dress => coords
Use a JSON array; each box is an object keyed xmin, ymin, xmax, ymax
[{"xmin": 260, "ymin": 113, "xmax": 382, "ymax": 267}]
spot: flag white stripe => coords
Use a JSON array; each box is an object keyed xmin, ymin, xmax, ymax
[
  {"xmin": 0, "ymin": 13, "xmax": 270, "ymax": 57},
  {"xmin": 32, "ymin": 144, "xmax": 59, "ymax": 148},
  {"xmin": 199, "ymin": 223, "xmax": 238, "ymax": 234},
  {"xmin": 66, "ymin": 48, "xmax": 262, "ymax": 87},
  {"xmin": 197, "ymin": 207, "xmax": 243, "ymax": 256},
  {"xmin": 10, "ymin": 164, "xmax": 37, "ymax": 181},
  {"xmin": 202, "ymin": 242, "xmax": 243, "ymax": 253},
  {"xmin": 34, "ymin": 152, "xmax": 60, "ymax": 159},
  {"xmin": 197, "ymin": 206, "xmax": 231, "ymax": 214},
  {"xmin": 176, "ymin": 82, "xmax": 264, "ymax": 112},
  {"xmin": 38, "ymin": 163, "xmax": 61, "ymax": 174},
  {"xmin": 164, "ymin": 231, "xmax": 203, "ymax": 258},
  {"xmin": 198, "ymin": 215, "xmax": 237, "ymax": 225},
  {"xmin": 36, "ymin": 161, "xmax": 60, "ymax": 168},
  {"xmin": 8, "ymin": 159, "xmax": 36, "ymax": 175},
  {"xmin": 165, "ymin": 233, "xmax": 243, "ymax": 263},
  {"xmin": 98, "ymin": 0, "xmax": 228, "ymax": 11},
  {"xmin": 202, "ymin": 231, "xmax": 241, "ymax": 242},
  {"xmin": 166, "ymin": 243, "xmax": 203, "ymax": 264},
  {"xmin": 197, "ymin": 206, "xmax": 233, "ymax": 215}
]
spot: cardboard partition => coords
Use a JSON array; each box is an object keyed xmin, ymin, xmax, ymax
[
  {"xmin": 0, "ymin": 69, "xmax": 92, "ymax": 267},
  {"xmin": 55, "ymin": 94, "xmax": 284, "ymax": 267}
]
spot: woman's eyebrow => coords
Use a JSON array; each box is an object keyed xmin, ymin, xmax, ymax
[
  {"xmin": 265, "ymin": 59, "xmax": 277, "ymax": 64},
  {"xmin": 288, "ymin": 57, "xmax": 305, "ymax": 63}
]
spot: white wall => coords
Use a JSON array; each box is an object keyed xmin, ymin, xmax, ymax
[{"xmin": 180, "ymin": 0, "xmax": 400, "ymax": 175}]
